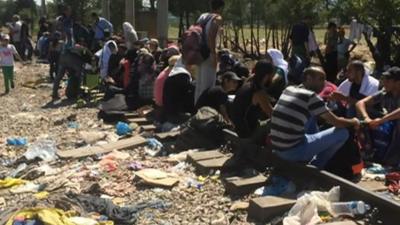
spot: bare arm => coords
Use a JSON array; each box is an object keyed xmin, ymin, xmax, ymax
[
  {"xmin": 219, "ymin": 105, "xmax": 233, "ymax": 126},
  {"xmin": 356, "ymin": 96, "xmax": 375, "ymax": 121},
  {"xmin": 320, "ymin": 110, "xmax": 360, "ymax": 129}
]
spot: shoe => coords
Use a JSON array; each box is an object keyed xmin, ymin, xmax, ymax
[{"xmin": 11, "ymin": 82, "xmax": 15, "ymax": 89}]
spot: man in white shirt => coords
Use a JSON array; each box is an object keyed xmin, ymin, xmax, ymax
[
  {"xmin": 7, "ymin": 15, "xmax": 22, "ymax": 56},
  {"xmin": 329, "ymin": 60, "xmax": 379, "ymax": 117}
]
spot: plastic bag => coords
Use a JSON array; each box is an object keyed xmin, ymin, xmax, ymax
[
  {"xmin": 24, "ymin": 139, "xmax": 58, "ymax": 162},
  {"xmin": 283, "ymin": 186, "xmax": 340, "ymax": 225}
]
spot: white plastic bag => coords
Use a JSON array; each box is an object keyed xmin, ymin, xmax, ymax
[
  {"xmin": 283, "ymin": 186, "xmax": 340, "ymax": 225},
  {"xmin": 24, "ymin": 139, "xmax": 58, "ymax": 162}
]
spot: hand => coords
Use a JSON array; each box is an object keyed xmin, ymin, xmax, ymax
[
  {"xmin": 352, "ymin": 118, "xmax": 361, "ymax": 131},
  {"xmin": 105, "ymin": 76, "xmax": 115, "ymax": 84},
  {"xmin": 328, "ymin": 92, "xmax": 345, "ymax": 101},
  {"xmin": 369, "ymin": 118, "xmax": 383, "ymax": 129}
]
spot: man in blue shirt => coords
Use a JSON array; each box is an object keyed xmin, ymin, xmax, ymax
[{"xmin": 91, "ymin": 12, "xmax": 113, "ymax": 51}]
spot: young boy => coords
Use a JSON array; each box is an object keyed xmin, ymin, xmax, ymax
[{"xmin": 0, "ymin": 34, "xmax": 23, "ymax": 94}]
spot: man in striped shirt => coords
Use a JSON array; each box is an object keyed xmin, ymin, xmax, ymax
[{"xmin": 271, "ymin": 67, "xmax": 360, "ymax": 169}]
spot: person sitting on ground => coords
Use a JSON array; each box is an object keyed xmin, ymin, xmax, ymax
[
  {"xmin": 230, "ymin": 60, "xmax": 275, "ymax": 139},
  {"xmin": 96, "ymin": 40, "xmax": 118, "ymax": 83},
  {"xmin": 147, "ymin": 39, "xmax": 162, "ymax": 65},
  {"xmin": 162, "ymin": 56, "xmax": 195, "ymax": 125},
  {"xmin": 195, "ymin": 71, "xmax": 241, "ymax": 125},
  {"xmin": 107, "ymin": 44, "xmax": 127, "ymax": 87},
  {"xmin": 217, "ymin": 49, "xmax": 238, "ymax": 76},
  {"xmin": 154, "ymin": 55, "xmax": 180, "ymax": 108},
  {"xmin": 122, "ymin": 22, "xmax": 138, "ymax": 50},
  {"xmin": 329, "ymin": 60, "xmax": 379, "ymax": 117},
  {"xmin": 356, "ymin": 67, "xmax": 400, "ymax": 166},
  {"xmin": 265, "ymin": 48, "xmax": 289, "ymax": 101},
  {"xmin": 271, "ymin": 67, "xmax": 360, "ymax": 170}
]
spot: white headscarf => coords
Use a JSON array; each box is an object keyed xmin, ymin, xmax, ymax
[
  {"xmin": 267, "ymin": 48, "xmax": 289, "ymax": 85},
  {"xmin": 123, "ymin": 22, "xmax": 138, "ymax": 50},
  {"xmin": 96, "ymin": 40, "xmax": 118, "ymax": 79}
]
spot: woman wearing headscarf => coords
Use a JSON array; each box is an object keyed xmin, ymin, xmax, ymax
[
  {"xmin": 266, "ymin": 48, "xmax": 289, "ymax": 101},
  {"xmin": 123, "ymin": 22, "xmax": 138, "ymax": 50},
  {"xmin": 95, "ymin": 40, "xmax": 118, "ymax": 81}
]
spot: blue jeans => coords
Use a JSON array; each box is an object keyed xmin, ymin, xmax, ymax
[{"xmin": 275, "ymin": 118, "xmax": 349, "ymax": 169}]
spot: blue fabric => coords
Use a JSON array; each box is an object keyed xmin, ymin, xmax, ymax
[
  {"xmin": 94, "ymin": 17, "xmax": 113, "ymax": 40},
  {"xmin": 275, "ymin": 118, "xmax": 349, "ymax": 169}
]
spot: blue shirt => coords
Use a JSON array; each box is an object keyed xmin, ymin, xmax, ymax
[{"xmin": 93, "ymin": 17, "xmax": 113, "ymax": 40}]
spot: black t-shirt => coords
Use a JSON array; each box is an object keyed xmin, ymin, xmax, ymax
[
  {"xmin": 349, "ymin": 83, "xmax": 365, "ymax": 100},
  {"xmin": 290, "ymin": 23, "xmax": 309, "ymax": 46},
  {"xmin": 195, "ymin": 86, "xmax": 228, "ymax": 112}
]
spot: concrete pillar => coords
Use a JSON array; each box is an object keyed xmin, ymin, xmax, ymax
[
  {"xmin": 125, "ymin": 0, "xmax": 135, "ymax": 26},
  {"xmin": 102, "ymin": 0, "xmax": 111, "ymax": 21},
  {"xmin": 157, "ymin": 0, "xmax": 169, "ymax": 48}
]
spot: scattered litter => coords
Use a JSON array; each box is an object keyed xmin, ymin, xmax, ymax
[
  {"xmin": 254, "ymin": 176, "xmax": 296, "ymax": 196},
  {"xmin": 116, "ymin": 122, "xmax": 133, "ymax": 136},
  {"xmin": 24, "ymin": 139, "xmax": 58, "ymax": 162},
  {"xmin": 6, "ymin": 138, "xmax": 28, "ymax": 146}
]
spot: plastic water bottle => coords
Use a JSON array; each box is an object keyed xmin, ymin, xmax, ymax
[{"xmin": 330, "ymin": 201, "xmax": 371, "ymax": 217}]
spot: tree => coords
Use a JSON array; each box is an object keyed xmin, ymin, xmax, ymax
[{"xmin": 330, "ymin": 0, "xmax": 400, "ymax": 69}]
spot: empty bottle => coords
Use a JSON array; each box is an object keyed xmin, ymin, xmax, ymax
[{"xmin": 330, "ymin": 201, "xmax": 371, "ymax": 217}]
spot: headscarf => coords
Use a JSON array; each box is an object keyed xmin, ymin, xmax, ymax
[
  {"xmin": 267, "ymin": 48, "xmax": 289, "ymax": 84},
  {"xmin": 123, "ymin": 22, "xmax": 138, "ymax": 50},
  {"xmin": 96, "ymin": 40, "xmax": 118, "ymax": 79}
]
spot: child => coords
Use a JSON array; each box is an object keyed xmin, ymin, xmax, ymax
[{"xmin": 0, "ymin": 34, "xmax": 23, "ymax": 94}]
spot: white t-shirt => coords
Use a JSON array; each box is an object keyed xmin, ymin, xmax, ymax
[
  {"xmin": 11, "ymin": 21, "xmax": 22, "ymax": 42},
  {"xmin": 0, "ymin": 44, "xmax": 18, "ymax": 66}
]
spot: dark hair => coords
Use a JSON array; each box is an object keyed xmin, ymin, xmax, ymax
[
  {"xmin": 91, "ymin": 12, "xmax": 98, "ymax": 18},
  {"xmin": 348, "ymin": 60, "xmax": 365, "ymax": 75},
  {"xmin": 211, "ymin": 0, "xmax": 225, "ymax": 11},
  {"xmin": 253, "ymin": 60, "xmax": 274, "ymax": 89},
  {"xmin": 327, "ymin": 22, "xmax": 337, "ymax": 29}
]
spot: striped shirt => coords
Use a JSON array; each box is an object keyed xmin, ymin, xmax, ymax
[{"xmin": 270, "ymin": 85, "xmax": 329, "ymax": 150}]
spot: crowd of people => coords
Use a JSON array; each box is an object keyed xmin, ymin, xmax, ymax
[{"xmin": 1, "ymin": 0, "xmax": 399, "ymax": 178}]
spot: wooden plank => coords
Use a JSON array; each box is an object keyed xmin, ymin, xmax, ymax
[
  {"xmin": 187, "ymin": 150, "xmax": 225, "ymax": 165},
  {"xmin": 155, "ymin": 131, "xmax": 180, "ymax": 140},
  {"xmin": 127, "ymin": 117, "xmax": 152, "ymax": 125},
  {"xmin": 224, "ymin": 174, "xmax": 268, "ymax": 195},
  {"xmin": 57, "ymin": 136, "xmax": 147, "ymax": 158},
  {"xmin": 248, "ymin": 196, "xmax": 296, "ymax": 223},
  {"xmin": 141, "ymin": 125, "xmax": 156, "ymax": 131},
  {"xmin": 193, "ymin": 156, "xmax": 232, "ymax": 174}
]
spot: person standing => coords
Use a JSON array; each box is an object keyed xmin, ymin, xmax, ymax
[
  {"xmin": 194, "ymin": 0, "xmax": 225, "ymax": 103},
  {"xmin": 324, "ymin": 22, "xmax": 339, "ymax": 83},
  {"xmin": 91, "ymin": 12, "xmax": 113, "ymax": 51},
  {"xmin": 290, "ymin": 17, "xmax": 310, "ymax": 63},
  {"xmin": 337, "ymin": 27, "xmax": 357, "ymax": 72},
  {"xmin": 7, "ymin": 15, "xmax": 23, "ymax": 58},
  {"xmin": 0, "ymin": 34, "xmax": 23, "ymax": 94}
]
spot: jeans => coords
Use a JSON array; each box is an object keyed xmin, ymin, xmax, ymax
[{"xmin": 275, "ymin": 118, "xmax": 349, "ymax": 169}]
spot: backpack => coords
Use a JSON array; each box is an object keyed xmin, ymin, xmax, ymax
[{"xmin": 181, "ymin": 14, "xmax": 216, "ymax": 65}]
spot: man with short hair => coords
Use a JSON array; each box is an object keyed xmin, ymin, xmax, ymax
[
  {"xmin": 194, "ymin": 0, "xmax": 225, "ymax": 103},
  {"xmin": 271, "ymin": 67, "xmax": 360, "ymax": 169},
  {"xmin": 91, "ymin": 12, "xmax": 113, "ymax": 51},
  {"xmin": 330, "ymin": 60, "xmax": 379, "ymax": 117},
  {"xmin": 356, "ymin": 67, "xmax": 400, "ymax": 166},
  {"xmin": 290, "ymin": 17, "xmax": 310, "ymax": 62}
]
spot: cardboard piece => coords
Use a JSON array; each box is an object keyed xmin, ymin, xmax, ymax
[
  {"xmin": 57, "ymin": 136, "xmax": 147, "ymax": 158},
  {"xmin": 135, "ymin": 169, "xmax": 179, "ymax": 187}
]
